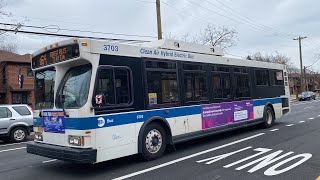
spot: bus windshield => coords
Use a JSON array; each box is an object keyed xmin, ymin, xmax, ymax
[
  {"xmin": 35, "ymin": 68, "xmax": 56, "ymax": 110},
  {"xmin": 56, "ymin": 64, "xmax": 92, "ymax": 109}
]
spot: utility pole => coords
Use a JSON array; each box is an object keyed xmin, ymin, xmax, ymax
[
  {"xmin": 293, "ymin": 36, "xmax": 307, "ymax": 92},
  {"xmin": 156, "ymin": 0, "xmax": 163, "ymax": 40}
]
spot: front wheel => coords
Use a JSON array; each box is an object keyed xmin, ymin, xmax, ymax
[
  {"xmin": 261, "ymin": 106, "xmax": 275, "ymax": 128},
  {"xmin": 141, "ymin": 123, "xmax": 167, "ymax": 161}
]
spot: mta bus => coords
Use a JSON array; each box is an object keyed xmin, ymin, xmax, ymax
[{"xmin": 27, "ymin": 38, "xmax": 290, "ymax": 163}]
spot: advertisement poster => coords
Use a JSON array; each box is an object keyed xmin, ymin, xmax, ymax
[
  {"xmin": 42, "ymin": 110, "xmax": 65, "ymax": 133},
  {"xmin": 201, "ymin": 100, "xmax": 254, "ymax": 129}
]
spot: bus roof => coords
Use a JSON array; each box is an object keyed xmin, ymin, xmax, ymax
[{"xmin": 32, "ymin": 38, "xmax": 286, "ymax": 71}]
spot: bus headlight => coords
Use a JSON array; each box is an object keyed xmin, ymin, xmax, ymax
[
  {"xmin": 68, "ymin": 136, "xmax": 84, "ymax": 146},
  {"xmin": 34, "ymin": 132, "xmax": 43, "ymax": 141}
]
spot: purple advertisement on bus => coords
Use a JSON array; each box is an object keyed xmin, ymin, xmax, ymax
[{"xmin": 201, "ymin": 100, "xmax": 254, "ymax": 129}]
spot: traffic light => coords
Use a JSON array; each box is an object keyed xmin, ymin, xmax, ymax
[{"xmin": 18, "ymin": 74, "xmax": 24, "ymax": 88}]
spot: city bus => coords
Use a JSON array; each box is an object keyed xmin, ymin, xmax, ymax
[{"xmin": 27, "ymin": 38, "xmax": 290, "ymax": 163}]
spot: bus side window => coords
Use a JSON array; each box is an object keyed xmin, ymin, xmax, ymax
[
  {"xmin": 212, "ymin": 65, "xmax": 231, "ymax": 101},
  {"xmin": 95, "ymin": 67, "xmax": 132, "ymax": 107},
  {"xmin": 96, "ymin": 68, "xmax": 115, "ymax": 105},
  {"xmin": 233, "ymin": 67, "xmax": 250, "ymax": 99}
]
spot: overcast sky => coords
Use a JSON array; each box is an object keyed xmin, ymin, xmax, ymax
[{"xmin": 1, "ymin": 0, "xmax": 320, "ymax": 70}]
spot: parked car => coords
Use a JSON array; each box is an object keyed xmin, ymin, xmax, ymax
[
  {"xmin": 0, "ymin": 104, "xmax": 33, "ymax": 142},
  {"xmin": 298, "ymin": 91, "xmax": 316, "ymax": 101}
]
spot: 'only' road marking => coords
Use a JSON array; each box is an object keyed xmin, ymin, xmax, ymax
[{"xmin": 112, "ymin": 133, "xmax": 265, "ymax": 180}]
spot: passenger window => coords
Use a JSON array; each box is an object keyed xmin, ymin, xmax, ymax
[
  {"xmin": 256, "ymin": 69, "xmax": 269, "ymax": 86},
  {"xmin": 271, "ymin": 71, "xmax": 284, "ymax": 86},
  {"xmin": 145, "ymin": 60, "xmax": 179, "ymax": 106},
  {"xmin": 12, "ymin": 106, "xmax": 31, "ymax": 116},
  {"xmin": 146, "ymin": 71, "xmax": 179, "ymax": 105},
  {"xmin": 234, "ymin": 67, "xmax": 250, "ymax": 98},
  {"xmin": 184, "ymin": 72, "xmax": 208, "ymax": 102},
  {"xmin": 95, "ymin": 67, "xmax": 132, "ymax": 106},
  {"xmin": 212, "ymin": 65, "xmax": 231, "ymax": 100},
  {"xmin": 0, "ymin": 107, "xmax": 11, "ymax": 118}
]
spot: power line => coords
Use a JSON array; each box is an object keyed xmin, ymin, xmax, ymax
[
  {"xmin": 0, "ymin": 22, "xmax": 157, "ymax": 39},
  {"xmin": 0, "ymin": 28, "xmax": 151, "ymax": 42}
]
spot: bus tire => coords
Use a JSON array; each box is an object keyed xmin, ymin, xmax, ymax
[
  {"xmin": 261, "ymin": 106, "xmax": 275, "ymax": 128},
  {"xmin": 141, "ymin": 123, "xmax": 167, "ymax": 161}
]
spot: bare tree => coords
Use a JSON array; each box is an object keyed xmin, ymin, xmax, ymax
[
  {"xmin": 247, "ymin": 51, "xmax": 291, "ymax": 65},
  {"xmin": 194, "ymin": 24, "xmax": 238, "ymax": 51},
  {"xmin": 166, "ymin": 24, "xmax": 238, "ymax": 52},
  {"xmin": 0, "ymin": 0, "xmax": 19, "ymax": 53}
]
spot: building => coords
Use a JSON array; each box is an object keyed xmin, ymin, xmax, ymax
[
  {"xmin": 0, "ymin": 50, "xmax": 34, "ymax": 108},
  {"xmin": 289, "ymin": 73, "xmax": 320, "ymax": 95}
]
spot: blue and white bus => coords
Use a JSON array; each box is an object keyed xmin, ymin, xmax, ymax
[{"xmin": 27, "ymin": 38, "xmax": 290, "ymax": 163}]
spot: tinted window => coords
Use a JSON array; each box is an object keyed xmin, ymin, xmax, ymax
[
  {"xmin": 35, "ymin": 68, "xmax": 56, "ymax": 109},
  {"xmin": 95, "ymin": 67, "xmax": 132, "ymax": 106},
  {"xmin": 213, "ymin": 66, "xmax": 230, "ymax": 72},
  {"xmin": 256, "ymin": 69, "xmax": 269, "ymax": 86},
  {"xmin": 271, "ymin": 71, "xmax": 284, "ymax": 86},
  {"xmin": 0, "ymin": 107, "xmax": 11, "ymax": 118},
  {"xmin": 26, "ymin": 66, "xmax": 33, "ymax": 77},
  {"xmin": 183, "ymin": 64, "xmax": 205, "ymax": 71},
  {"xmin": 145, "ymin": 61, "xmax": 176, "ymax": 69},
  {"xmin": 234, "ymin": 74, "xmax": 250, "ymax": 98},
  {"xmin": 213, "ymin": 73, "xmax": 231, "ymax": 99},
  {"xmin": 146, "ymin": 71, "xmax": 179, "ymax": 105},
  {"xmin": 184, "ymin": 73, "xmax": 208, "ymax": 102},
  {"xmin": 12, "ymin": 106, "xmax": 31, "ymax": 116}
]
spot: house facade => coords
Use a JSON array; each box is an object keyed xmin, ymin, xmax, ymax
[{"xmin": 0, "ymin": 50, "xmax": 34, "ymax": 108}]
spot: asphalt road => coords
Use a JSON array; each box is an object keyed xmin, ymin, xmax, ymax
[{"xmin": 1, "ymin": 100, "xmax": 320, "ymax": 180}]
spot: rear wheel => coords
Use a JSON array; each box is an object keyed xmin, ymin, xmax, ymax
[
  {"xmin": 141, "ymin": 123, "xmax": 167, "ymax": 161},
  {"xmin": 261, "ymin": 106, "xmax": 275, "ymax": 128},
  {"xmin": 10, "ymin": 127, "xmax": 27, "ymax": 143}
]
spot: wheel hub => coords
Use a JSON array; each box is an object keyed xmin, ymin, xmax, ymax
[{"xmin": 145, "ymin": 129, "xmax": 162, "ymax": 154}]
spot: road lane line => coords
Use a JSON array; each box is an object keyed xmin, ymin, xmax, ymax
[
  {"xmin": 0, "ymin": 142, "xmax": 27, "ymax": 147},
  {"xmin": 318, "ymin": 115, "xmax": 320, "ymax": 117},
  {"xmin": 42, "ymin": 159, "xmax": 57, "ymax": 164},
  {"xmin": 0, "ymin": 147, "xmax": 26, "ymax": 153},
  {"xmin": 299, "ymin": 121, "xmax": 306, "ymax": 123},
  {"xmin": 286, "ymin": 124, "xmax": 294, "ymax": 127},
  {"xmin": 309, "ymin": 117, "xmax": 315, "ymax": 120},
  {"xmin": 304, "ymin": 106, "xmax": 314, "ymax": 109},
  {"xmin": 270, "ymin": 129, "xmax": 279, "ymax": 132},
  {"xmin": 112, "ymin": 133, "xmax": 265, "ymax": 180}
]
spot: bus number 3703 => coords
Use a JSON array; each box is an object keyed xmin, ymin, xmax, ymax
[{"xmin": 103, "ymin": 45, "xmax": 119, "ymax": 52}]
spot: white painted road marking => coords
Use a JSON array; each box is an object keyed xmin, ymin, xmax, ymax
[
  {"xmin": 318, "ymin": 115, "xmax": 320, "ymax": 117},
  {"xmin": 0, "ymin": 147, "xmax": 26, "ymax": 153},
  {"xmin": 309, "ymin": 117, "xmax": 315, "ymax": 120},
  {"xmin": 0, "ymin": 142, "xmax": 27, "ymax": 148},
  {"xmin": 42, "ymin": 159, "xmax": 57, "ymax": 164},
  {"xmin": 197, "ymin": 146, "xmax": 252, "ymax": 164},
  {"xmin": 303, "ymin": 106, "xmax": 314, "ymax": 109},
  {"xmin": 270, "ymin": 129, "xmax": 279, "ymax": 132},
  {"xmin": 198, "ymin": 147, "xmax": 312, "ymax": 176},
  {"xmin": 112, "ymin": 133, "xmax": 265, "ymax": 180},
  {"xmin": 299, "ymin": 121, "xmax": 306, "ymax": 123},
  {"xmin": 286, "ymin": 124, "xmax": 294, "ymax": 127}
]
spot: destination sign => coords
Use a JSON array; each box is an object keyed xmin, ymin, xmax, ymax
[{"xmin": 32, "ymin": 44, "xmax": 80, "ymax": 68}]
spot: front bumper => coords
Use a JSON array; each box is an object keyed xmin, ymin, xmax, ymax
[{"xmin": 27, "ymin": 142, "xmax": 97, "ymax": 164}]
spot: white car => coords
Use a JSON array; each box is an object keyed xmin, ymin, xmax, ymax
[{"xmin": 0, "ymin": 104, "xmax": 33, "ymax": 142}]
